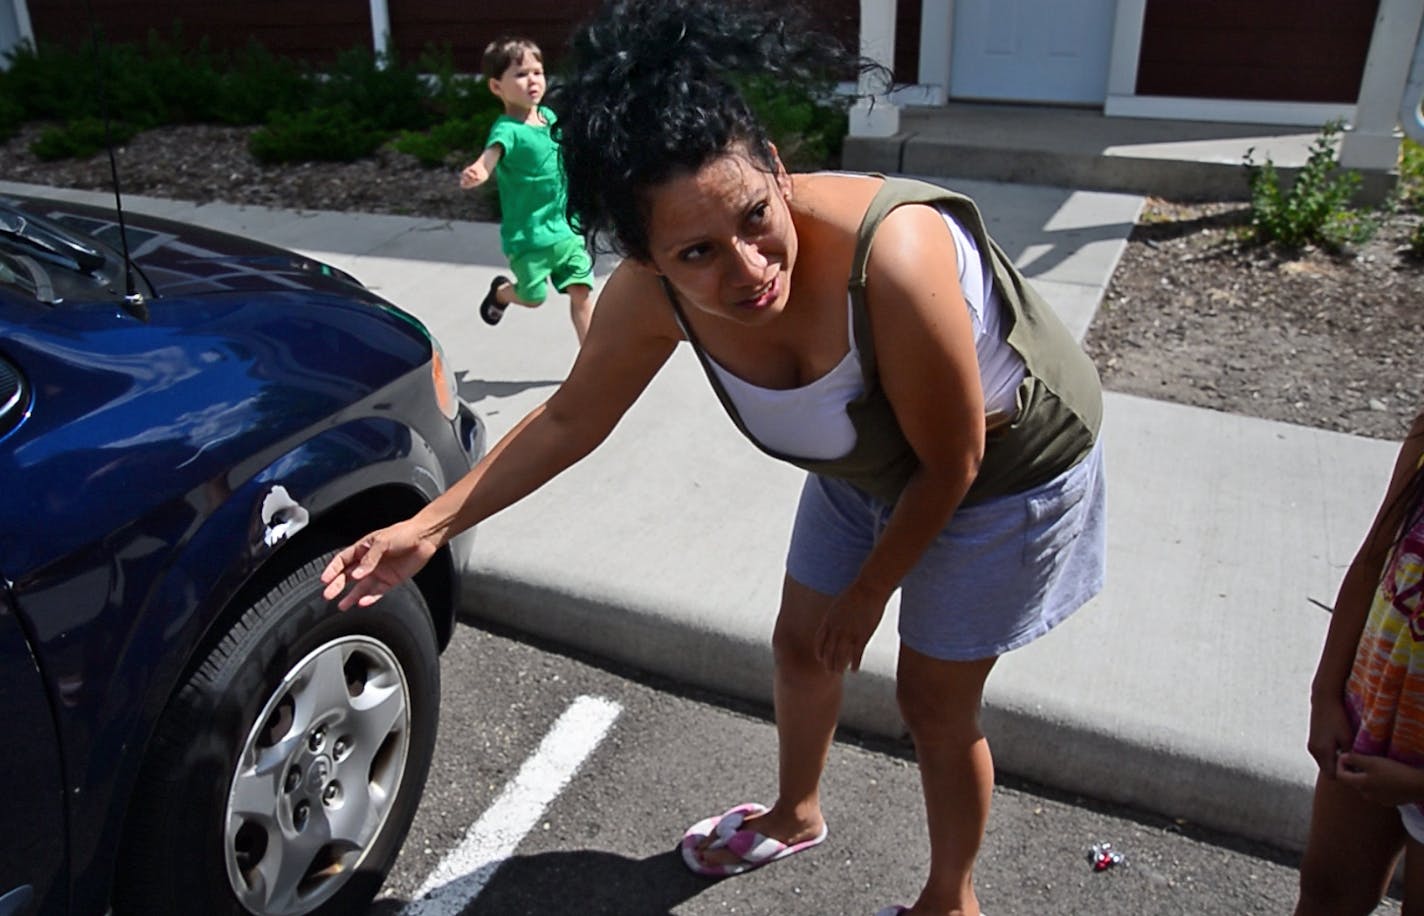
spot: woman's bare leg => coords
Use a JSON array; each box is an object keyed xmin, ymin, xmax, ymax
[
  {"xmin": 895, "ymin": 645, "xmax": 997, "ymax": 916},
  {"xmin": 695, "ymin": 575, "xmax": 840, "ymax": 865}
]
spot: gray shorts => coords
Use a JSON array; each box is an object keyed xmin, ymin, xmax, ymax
[
  {"xmin": 1402, "ymin": 804, "xmax": 1424, "ymax": 844},
  {"xmin": 785, "ymin": 440, "xmax": 1106, "ymax": 661}
]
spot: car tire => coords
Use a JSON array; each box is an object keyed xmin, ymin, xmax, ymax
[{"xmin": 113, "ymin": 551, "xmax": 440, "ymax": 916}]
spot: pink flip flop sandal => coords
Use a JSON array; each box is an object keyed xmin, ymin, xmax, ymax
[{"xmin": 679, "ymin": 803, "xmax": 829, "ymax": 877}]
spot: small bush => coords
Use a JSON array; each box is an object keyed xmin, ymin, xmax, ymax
[
  {"xmin": 391, "ymin": 130, "xmax": 451, "ymax": 168},
  {"xmin": 1, "ymin": 34, "xmax": 844, "ymax": 174},
  {"xmin": 0, "ymin": 93, "xmax": 21, "ymax": 141},
  {"xmin": 739, "ymin": 74, "xmax": 848, "ymax": 171},
  {"xmin": 248, "ymin": 106, "xmax": 386, "ymax": 163},
  {"xmin": 1, "ymin": 41, "xmax": 92, "ymax": 121},
  {"xmin": 418, "ymin": 45, "xmax": 500, "ymax": 122},
  {"xmin": 1408, "ymin": 221, "xmax": 1424, "ymax": 259},
  {"xmin": 394, "ymin": 113, "xmax": 498, "ymax": 167},
  {"xmin": 31, "ymin": 116, "xmax": 139, "ymax": 160},
  {"xmin": 213, "ymin": 41, "xmax": 309, "ymax": 124},
  {"xmin": 1244, "ymin": 121, "xmax": 1376, "ymax": 249},
  {"xmin": 1399, "ymin": 137, "xmax": 1424, "ymax": 212},
  {"xmin": 312, "ymin": 47, "xmax": 435, "ymax": 134},
  {"xmin": 390, "ymin": 49, "xmax": 504, "ymax": 168},
  {"xmin": 121, "ymin": 28, "xmax": 225, "ymax": 124}
]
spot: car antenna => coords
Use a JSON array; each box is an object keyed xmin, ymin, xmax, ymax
[{"xmin": 85, "ymin": 2, "xmax": 148, "ymax": 322}]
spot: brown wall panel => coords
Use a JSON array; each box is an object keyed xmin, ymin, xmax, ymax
[
  {"xmin": 28, "ymin": 0, "xmax": 370, "ymax": 62},
  {"xmin": 1136, "ymin": 0, "xmax": 1378, "ymax": 103},
  {"xmin": 391, "ymin": 0, "xmax": 601, "ymax": 72},
  {"xmin": 30, "ymin": 0, "xmax": 920, "ymax": 82}
]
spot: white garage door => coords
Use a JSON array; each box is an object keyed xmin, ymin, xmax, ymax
[{"xmin": 949, "ymin": 0, "xmax": 1116, "ymax": 104}]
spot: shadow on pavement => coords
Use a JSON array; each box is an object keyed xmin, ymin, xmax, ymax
[
  {"xmin": 372, "ymin": 848, "xmax": 708, "ymax": 915},
  {"xmin": 455, "ymin": 373, "xmax": 562, "ymax": 406}
]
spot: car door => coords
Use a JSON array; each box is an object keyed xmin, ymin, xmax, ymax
[{"xmin": 0, "ymin": 587, "xmax": 67, "ymax": 916}]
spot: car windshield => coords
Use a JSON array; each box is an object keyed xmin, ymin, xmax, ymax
[
  {"xmin": 0, "ymin": 249, "xmax": 43, "ymax": 299},
  {"xmin": 0, "ymin": 205, "xmax": 127, "ymax": 305},
  {"xmin": 0, "ymin": 208, "xmax": 105, "ymax": 272}
]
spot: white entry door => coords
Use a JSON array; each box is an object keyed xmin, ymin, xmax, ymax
[{"xmin": 949, "ymin": 0, "xmax": 1115, "ymax": 104}]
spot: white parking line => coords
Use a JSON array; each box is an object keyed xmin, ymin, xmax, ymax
[{"xmin": 401, "ymin": 695, "xmax": 623, "ymax": 916}]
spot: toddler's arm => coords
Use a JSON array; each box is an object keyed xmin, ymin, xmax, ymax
[{"xmin": 460, "ymin": 145, "xmax": 503, "ymax": 189}]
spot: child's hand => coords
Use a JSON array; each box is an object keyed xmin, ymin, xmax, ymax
[
  {"xmin": 459, "ymin": 162, "xmax": 486, "ymax": 189},
  {"xmin": 1336, "ymin": 752, "xmax": 1424, "ymax": 806},
  {"xmin": 460, "ymin": 146, "xmax": 501, "ymax": 190},
  {"xmin": 1305, "ymin": 694, "xmax": 1355, "ymax": 776}
]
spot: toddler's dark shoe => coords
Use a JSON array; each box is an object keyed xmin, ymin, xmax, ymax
[{"xmin": 480, "ymin": 275, "xmax": 510, "ymax": 326}]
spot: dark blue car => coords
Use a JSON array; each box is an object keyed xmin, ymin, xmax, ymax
[{"xmin": 0, "ymin": 193, "xmax": 485, "ymax": 916}]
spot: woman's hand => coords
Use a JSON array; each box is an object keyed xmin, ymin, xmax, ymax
[
  {"xmin": 815, "ymin": 581, "xmax": 891, "ymax": 673},
  {"xmin": 1305, "ymin": 692, "xmax": 1355, "ymax": 777},
  {"xmin": 321, "ymin": 520, "xmax": 440, "ymax": 611},
  {"xmin": 1336, "ymin": 752, "xmax": 1424, "ymax": 806}
]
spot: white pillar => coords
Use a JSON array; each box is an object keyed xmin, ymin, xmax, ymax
[
  {"xmin": 1105, "ymin": 0, "xmax": 1146, "ymax": 98},
  {"xmin": 849, "ymin": 0, "xmax": 902, "ymax": 137},
  {"xmin": 916, "ymin": 0, "xmax": 951, "ymax": 106},
  {"xmin": 12, "ymin": 0, "xmax": 31, "ymax": 46},
  {"xmin": 1340, "ymin": 0, "xmax": 1424, "ymax": 170},
  {"xmin": 370, "ymin": 0, "xmax": 391, "ymax": 61}
]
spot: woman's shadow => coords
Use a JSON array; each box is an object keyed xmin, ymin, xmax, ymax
[
  {"xmin": 456, "ymin": 374, "xmax": 562, "ymax": 407},
  {"xmin": 371, "ymin": 847, "xmax": 712, "ymax": 915}
]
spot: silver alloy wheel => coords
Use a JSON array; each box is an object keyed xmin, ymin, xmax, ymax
[{"xmin": 224, "ymin": 635, "xmax": 412, "ymax": 915}]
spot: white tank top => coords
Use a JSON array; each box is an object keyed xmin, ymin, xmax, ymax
[{"xmin": 705, "ymin": 207, "xmax": 1026, "ymax": 461}]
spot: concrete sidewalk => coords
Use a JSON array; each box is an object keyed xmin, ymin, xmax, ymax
[{"xmin": 2, "ymin": 176, "xmax": 1400, "ymax": 855}]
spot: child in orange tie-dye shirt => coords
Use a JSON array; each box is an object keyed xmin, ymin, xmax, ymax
[{"xmin": 1295, "ymin": 406, "xmax": 1424, "ymax": 916}]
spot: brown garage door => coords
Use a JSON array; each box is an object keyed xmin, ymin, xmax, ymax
[
  {"xmin": 1135, "ymin": 0, "xmax": 1378, "ymax": 104},
  {"xmin": 28, "ymin": 0, "xmax": 921, "ymax": 81},
  {"xmin": 26, "ymin": 0, "xmax": 370, "ymax": 64}
]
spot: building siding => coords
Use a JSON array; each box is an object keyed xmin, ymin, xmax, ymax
[
  {"xmin": 27, "ymin": 0, "xmax": 922, "ymax": 81},
  {"xmin": 27, "ymin": 0, "xmax": 370, "ymax": 63},
  {"xmin": 1135, "ymin": 0, "xmax": 1377, "ymax": 104}
]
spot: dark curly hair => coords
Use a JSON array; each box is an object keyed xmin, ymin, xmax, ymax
[{"xmin": 550, "ymin": 0, "xmax": 875, "ymax": 261}]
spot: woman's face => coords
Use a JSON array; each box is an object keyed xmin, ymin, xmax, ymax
[{"xmin": 639, "ymin": 147, "xmax": 797, "ymax": 326}]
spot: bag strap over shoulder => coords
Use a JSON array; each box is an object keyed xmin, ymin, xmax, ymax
[{"xmin": 846, "ymin": 175, "xmax": 976, "ymax": 390}]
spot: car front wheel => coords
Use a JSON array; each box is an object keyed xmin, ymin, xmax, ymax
[{"xmin": 115, "ymin": 551, "xmax": 440, "ymax": 916}]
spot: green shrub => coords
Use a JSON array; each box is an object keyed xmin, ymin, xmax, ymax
[
  {"xmin": 213, "ymin": 41, "xmax": 309, "ymax": 124},
  {"xmin": 0, "ymin": 30, "xmax": 220, "ymax": 129},
  {"xmin": 312, "ymin": 47, "xmax": 435, "ymax": 134},
  {"xmin": 1408, "ymin": 220, "xmax": 1424, "ymax": 259},
  {"xmin": 393, "ymin": 112, "xmax": 498, "ymax": 167},
  {"xmin": 30, "ymin": 116, "xmax": 139, "ymax": 160},
  {"xmin": 1, "ymin": 32, "xmax": 851, "ymax": 173},
  {"xmin": 1398, "ymin": 137, "xmax": 1424, "ymax": 212},
  {"xmin": 417, "ymin": 45, "xmax": 500, "ymax": 121},
  {"xmin": 126, "ymin": 29, "xmax": 226, "ymax": 123},
  {"xmin": 389, "ymin": 46, "xmax": 505, "ymax": 168},
  {"xmin": 1243, "ymin": 121, "xmax": 1376, "ymax": 249},
  {"xmin": 739, "ymin": 74, "xmax": 848, "ymax": 170},
  {"xmin": 248, "ymin": 106, "xmax": 386, "ymax": 163},
  {"xmin": 0, "ymin": 41, "xmax": 92, "ymax": 121},
  {"xmin": 0, "ymin": 93, "xmax": 21, "ymax": 141},
  {"xmin": 391, "ymin": 130, "xmax": 449, "ymax": 168}
]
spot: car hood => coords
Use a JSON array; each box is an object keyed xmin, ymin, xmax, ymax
[{"xmin": 2, "ymin": 194, "xmax": 384, "ymax": 303}]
